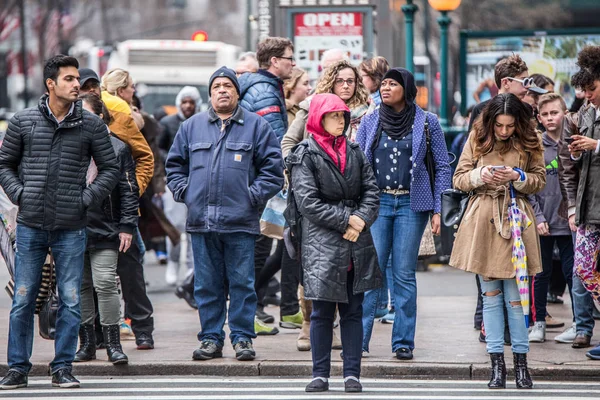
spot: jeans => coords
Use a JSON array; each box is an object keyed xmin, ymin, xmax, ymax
[
  {"xmin": 532, "ymin": 235, "xmax": 574, "ymax": 322},
  {"xmin": 191, "ymin": 232, "xmax": 257, "ymax": 346},
  {"xmin": 375, "ymin": 257, "xmax": 395, "ymax": 311},
  {"xmin": 478, "ymin": 276, "xmax": 529, "ymax": 354},
  {"xmin": 311, "ymin": 270, "xmax": 364, "ymax": 378},
  {"xmin": 8, "ymin": 225, "xmax": 86, "ymax": 375},
  {"xmin": 362, "ymin": 193, "xmax": 428, "ymax": 352},
  {"xmin": 117, "ymin": 233, "xmax": 154, "ymax": 336},
  {"xmin": 570, "ymin": 231, "xmax": 595, "ymax": 337},
  {"xmin": 80, "ymin": 248, "xmax": 120, "ymax": 326}
]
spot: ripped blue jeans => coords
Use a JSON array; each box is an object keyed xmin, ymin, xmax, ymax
[
  {"xmin": 479, "ymin": 276, "xmax": 529, "ymax": 354},
  {"xmin": 8, "ymin": 225, "xmax": 87, "ymax": 375}
]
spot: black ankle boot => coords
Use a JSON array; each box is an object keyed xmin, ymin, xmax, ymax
[
  {"xmin": 103, "ymin": 325, "xmax": 128, "ymax": 365},
  {"xmin": 513, "ymin": 353, "xmax": 533, "ymax": 389},
  {"xmin": 487, "ymin": 353, "xmax": 506, "ymax": 389},
  {"xmin": 74, "ymin": 324, "xmax": 96, "ymax": 362}
]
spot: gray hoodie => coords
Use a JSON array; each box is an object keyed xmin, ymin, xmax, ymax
[{"xmin": 529, "ymin": 132, "xmax": 570, "ymax": 236}]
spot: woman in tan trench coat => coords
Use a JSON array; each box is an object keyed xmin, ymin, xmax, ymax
[{"xmin": 450, "ymin": 94, "xmax": 545, "ymax": 390}]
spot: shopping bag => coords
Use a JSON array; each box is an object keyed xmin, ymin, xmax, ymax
[{"xmin": 260, "ymin": 191, "xmax": 287, "ymax": 240}]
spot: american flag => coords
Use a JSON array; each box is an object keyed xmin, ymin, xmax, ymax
[{"xmin": 0, "ymin": 10, "xmax": 20, "ymax": 42}]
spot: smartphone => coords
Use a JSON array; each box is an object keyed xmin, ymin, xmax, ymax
[
  {"xmin": 490, "ymin": 165, "xmax": 506, "ymax": 172},
  {"xmin": 565, "ymin": 137, "xmax": 574, "ymax": 144}
]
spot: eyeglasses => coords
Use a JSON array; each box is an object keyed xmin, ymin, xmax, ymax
[
  {"xmin": 507, "ymin": 77, "xmax": 534, "ymax": 87},
  {"xmin": 334, "ymin": 78, "xmax": 356, "ymax": 87},
  {"xmin": 278, "ymin": 56, "xmax": 295, "ymax": 62}
]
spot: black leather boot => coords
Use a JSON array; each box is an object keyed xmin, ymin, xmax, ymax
[
  {"xmin": 103, "ymin": 325, "xmax": 128, "ymax": 365},
  {"xmin": 74, "ymin": 324, "xmax": 96, "ymax": 362},
  {"xmin": 513, "ymin": 353, "xmax": 533, "ymax": 389},
  {"xmin": 487, "ymin": 353, "xmax": 506, "ymax": 389}
]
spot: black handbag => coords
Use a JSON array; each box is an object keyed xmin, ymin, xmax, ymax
[
  {"xmin": 38, "ymin": 258, "xmax": 58, "ymax": 341},
  {"xmin": 440, "ymin": 188, "xmax": 470, "ymax": 255}
]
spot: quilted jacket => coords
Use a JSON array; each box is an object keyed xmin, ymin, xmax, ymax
[
  {"xmin": 238, "ymin": 70, "xmax": 288, "ymax": 141},
  {"xmin": 0, "ymin": 95, "xmax": 120, "ymax": 231}
]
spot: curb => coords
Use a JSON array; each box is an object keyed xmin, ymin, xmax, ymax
[{"xmin": 3, "ymin": 361, "xmax": 600, "ymax": 380}]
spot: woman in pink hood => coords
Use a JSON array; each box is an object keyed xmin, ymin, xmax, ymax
[{"xmin": 286, "ymin": 93, "xmax": 381, "ymax": 393}]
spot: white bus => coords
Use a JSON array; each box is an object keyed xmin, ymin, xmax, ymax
[{"xmin": 107, "ymin": 40, "xmax": 240, "ymax": 114}]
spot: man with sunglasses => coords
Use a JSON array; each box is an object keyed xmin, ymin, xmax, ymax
[{"xmin": 468, "ymin": 54, "xmax": 541, "ymax": 134}]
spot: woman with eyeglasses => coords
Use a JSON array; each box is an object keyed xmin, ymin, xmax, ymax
[
  {"xmin": 356, "ymin": 68, "xmax": 452, "ymax": 361},
  {"xmin": 281, "ymin": 60, "xmax": 369, "ymax": 156},
  {"xmin": 450, "ymin": 94, "xmax": 545, "ymax": 389}
]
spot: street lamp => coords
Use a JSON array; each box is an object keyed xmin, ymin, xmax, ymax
[
  {"xmin": 428, "ymin": 0, "xmax": 461, "ymax": 130},
  {"xmin": 401, "ymin": 0, "xmax": 418, "ymax": 73}
]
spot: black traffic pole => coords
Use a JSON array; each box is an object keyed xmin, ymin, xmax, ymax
[{"xmin": 19, "ymin": 0, "xmax": 29, "ymax": 107}]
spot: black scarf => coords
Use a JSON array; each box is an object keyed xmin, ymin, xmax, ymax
[{"xmin": 378, "ymin": 68, "xmax": 417, "ymax": 140}]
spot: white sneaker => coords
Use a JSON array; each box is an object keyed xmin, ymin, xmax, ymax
[
  {"xmin": 555, "ymin": 322, "xmax": 577, "ymax": 343},
  {"xmin": 165, "ymin": 261, "xmax": 178, "ymax": 285},
  {"xmin": 528, "ymin": 321, "xmax": 546, "ymax": 343}
]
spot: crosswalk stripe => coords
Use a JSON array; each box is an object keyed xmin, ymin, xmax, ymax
[
  {"xmin": 23, "ymin": 377, "xmax": 600, "ymax": 386},
  {"xmin": 3, "ymin": 386, "xmax": 600, "ymax": 394},
  {"xmin": 0, "ymin": 396, "xmax": 587, "ymax": 400}
]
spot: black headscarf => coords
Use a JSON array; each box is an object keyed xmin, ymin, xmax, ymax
[{"xmin": 378, "ymin": 68, "xmax": 417, "ymax": 140}]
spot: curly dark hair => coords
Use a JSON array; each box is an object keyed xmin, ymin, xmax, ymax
[
  {"xmin": 571, "ymin": 45, "xmax": 600, "ymax": 90},
  {"xmin": 471, "ymin": 93, "xmax": 541, "ymax": 159}
]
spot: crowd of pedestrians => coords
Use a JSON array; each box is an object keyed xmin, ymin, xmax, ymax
[{"xmin": 0, "ymin": 37, "xmax": 599, "ymax": 395}]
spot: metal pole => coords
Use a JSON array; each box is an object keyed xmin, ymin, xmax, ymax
[
  {"xmin": 245, "ymin": 0, "xmax": 252, "ymax": 51},
  {"xmin": 19, "ymin": 0, "xmax": 29, "ymax": 107},
  {"xmin": 438, "ymin": 11, "xmax": 451, "ymax": 130},
  {"xmin": 401, "ymin": 0, "xmax": 418, "ymax": 73}
]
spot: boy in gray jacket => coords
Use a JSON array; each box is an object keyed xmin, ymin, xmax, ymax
[{"xmin": 528, "ymin": 93, "xmax": 574, "ymax": 343}]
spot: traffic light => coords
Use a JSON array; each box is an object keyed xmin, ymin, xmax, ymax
[{"xmin": 191, "ymin": 30, "xmax": 208, "ymax": 42}]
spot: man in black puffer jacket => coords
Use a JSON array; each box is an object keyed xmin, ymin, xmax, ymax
[{"xmin": 0, "ymin": 55, "xmax": 119, "ymax": 390}]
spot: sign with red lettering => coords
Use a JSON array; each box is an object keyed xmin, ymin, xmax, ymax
[
  {"xmin": 293, "ymin": 12, "xmax": 364, "ymax": 81},
  {"xmin": 294, "ymin": 12, "xmax": 363, "ymax": 37}
]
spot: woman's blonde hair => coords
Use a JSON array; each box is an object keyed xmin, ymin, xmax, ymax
[
  {"xmin": 315, "ymin": 60, "xmax": 368, "ymax": 109},
  {"xmin": 101, "ymin": 68, "xmax": 131, "ymax": 96},
  {"xmin": 284, "ymin": 67, "xmax": 308, "ymax": 99}
]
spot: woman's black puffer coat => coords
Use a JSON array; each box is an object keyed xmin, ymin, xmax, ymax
[{"xmin": 288, "ymin": 137, "xmax": 382, "ymax": 303}]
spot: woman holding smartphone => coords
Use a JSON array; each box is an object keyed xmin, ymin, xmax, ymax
[{"xmin": 450, "ymin": 93, "xmax": 546, "ymax": 389}]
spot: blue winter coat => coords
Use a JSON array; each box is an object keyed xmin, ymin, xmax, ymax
[
  {"xmin": 238, "ymin": 70, "xmax": 288, "ymax": 141},
  {"xmin": 355, "ymin": 106, "xmax": 452, "ymax": 214},
  {"xmin": 165, "ymin": 106, "xmax": 284, "ymax": 235}
]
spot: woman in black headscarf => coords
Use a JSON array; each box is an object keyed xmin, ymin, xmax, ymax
[{"xmin": 356, "ymin": 68, "xmax": 452, "ymax": 360}]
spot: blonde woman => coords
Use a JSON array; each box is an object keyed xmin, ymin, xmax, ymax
[
  {"xmin": 100, "ymin": 68, "xmax": 154, "ymax": 196},
  {"xmin": 281, "ymin": 60, "xmax": 369, "ymax": 156},
  {"xmin": 284, "ymin": 67, "xmax": 312, "ymax": 125},
  {"xmin": 99, "ymin": 67, "xmax": 156, "ymax": 350}
]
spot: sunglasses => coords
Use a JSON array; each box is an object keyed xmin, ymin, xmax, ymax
[{"xmin": 507, "ymin": 77, "xmax": 534, "ymax": 87}]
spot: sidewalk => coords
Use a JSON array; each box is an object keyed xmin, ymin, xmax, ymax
[{"xmin": 0, "ymin": 262, "xmax": 599, "ymax": 380}]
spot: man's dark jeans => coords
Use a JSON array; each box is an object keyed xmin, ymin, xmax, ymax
[
  {"xmin": 255, "ymin": 239, "xmax": 300, "ymax": 316},
  {"xmin": 311, "ymin": 270, "xmax": 364, "ymax": 379},
  {"xmin": 8, "ymin": 225, "xmax": 86, "ymax": 375},
  {"xmin": 116, "ymin": 228, "xmax": 154, "ymax": 337},
  {"xmin": 191, "ymin": 232, "xmax": 257, "ymax": 346}
]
